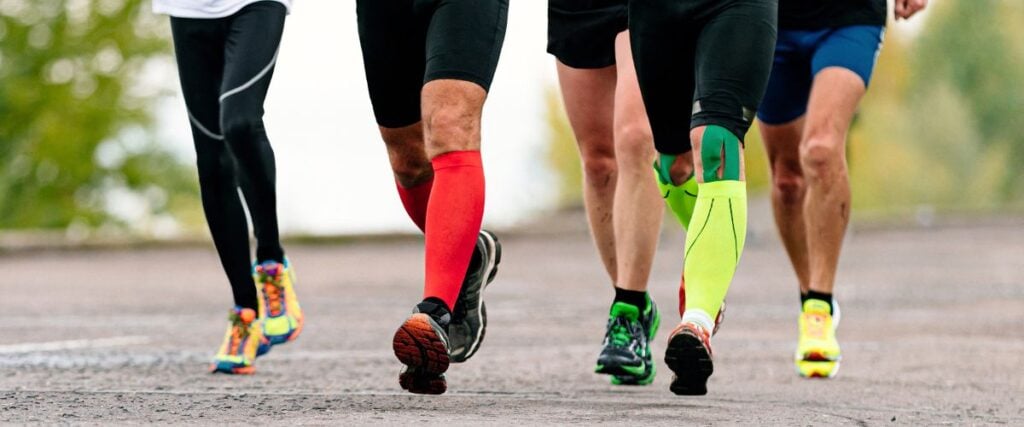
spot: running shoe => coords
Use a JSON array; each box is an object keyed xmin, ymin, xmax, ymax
[
  {"xmin": 255, "ymin": 259, "xmax": 303, "ymax": 346},
  {"xmin": 795, "ymin": 299, "xmax": 841, "ymax": 378},
  {"xmin": 449, "ymin": 230, "xmax": 502, "ymax": 363},
  {"xmin": 394, "ymin": 299, "xmax": 452, "ymax": 395},
  {"xmin": 595, "ymin": 301, "xmax": 657, "ymax": 381},
  {"xmin": 610, "ymin": 299, "xmax": 661, "ymax": 385},
  {"xmin": 210, "ymin": 307, "xmax": 268, "ymax": 375},
  {"xmin": 665, "ymin": 322, "xmax": 714, "ymax": 396}
]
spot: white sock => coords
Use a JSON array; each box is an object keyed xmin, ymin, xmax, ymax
[{"xmin": 681, "ymin": 309, "xmax": 714, "ymax": 334}]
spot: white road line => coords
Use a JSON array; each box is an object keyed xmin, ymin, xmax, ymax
[{"xmin": 0, "ymin": 336, "xmax": 150, "ymax": 354}]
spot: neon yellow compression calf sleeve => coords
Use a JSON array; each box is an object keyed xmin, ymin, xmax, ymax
[
  {"xmin": 655, "ymin": 154, "xmax": 699, "ymax": 230},
  {"xmin": 681, "ymin": 125, "xmax": 747, "ymax": 331}
]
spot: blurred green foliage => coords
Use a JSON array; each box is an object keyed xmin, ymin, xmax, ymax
[
  {"xmin": 548, "ymin": 2, "xmax": 1024, "ymax": 215},
  {"xmin": 0, "ymin": 0, "xmax": 197, "ymax": 236}
]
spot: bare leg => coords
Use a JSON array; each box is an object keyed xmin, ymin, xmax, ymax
[
  {"xmin": 556, "ymin": 62, "xmax": 619, "ymax": 282},
  {"xmin": 759, "ymin": 117, "xmax": 811, "ymax": 292},
  {"xmin": 800, "ymin": 68, "xmax": 865, "ymax": 294},
  {"xmin": 610, "ymin": 31, "xmax": 663, "ymax": 292}
]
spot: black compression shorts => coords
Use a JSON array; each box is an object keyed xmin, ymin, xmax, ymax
[
  {"xmin": 629, "ymin": 0, "xmax": 778, "ymax": 154},
  {"xmin": 547, "ymin": 0, "xmax": 628, "ymax": 69},
  {"xmin": 356, "ymin": 0, "xmax": 509, "ymax": 128}
]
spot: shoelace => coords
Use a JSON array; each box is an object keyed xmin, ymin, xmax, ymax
[
  {"xmin": 606, "ymin": 317, "xmax": 642, "ymax": 348},
  {"xmin": 259, "ymin": 264, "xmax": 284, "ymax": 317},
  {"xmin": 227, "ymin": 310, "xmax": 251, "ymax": 356}
]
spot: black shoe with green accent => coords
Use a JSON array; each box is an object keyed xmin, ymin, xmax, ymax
[
  {"xmin": 611, "ymin": 299, "xmax": 660, "ymax": 385},
  {"xmin": 595, "ymin": 300, "xmax": 660, "ymax": 383}
]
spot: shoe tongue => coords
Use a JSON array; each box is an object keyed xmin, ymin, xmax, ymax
[
  {"xmin": 610, "ymin": 302, "xmax": 640, "ymax": 320},
  {"xmin": 802, "ymin": 299, "xmax": 831, "ymax": 315}
]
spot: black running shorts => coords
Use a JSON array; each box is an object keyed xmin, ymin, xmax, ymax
[
  {"xmin": 629, "ymin": 0, "xmax": 778, "ymax": 154},
  {"xmin": 357, "ymin": 0, "xmax": 509, "ymax": 128},
  {"xmin": 547, "ymin": 0, "xmax": 628, "ymax": 69}
]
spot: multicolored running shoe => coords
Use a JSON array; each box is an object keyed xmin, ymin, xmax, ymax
[
  {"xmin": 210, "ymin": 307, "xmax": 268, "ymax": 375},
  {"xmin": 665, "ymin": 322, "xmax": 714, "ymax": 396},
  {"xmin": 795, "ymin": 299, "xmax": 841, "ymax": 378},
  {"xmin": 255, "ymin": 259, "xmax": 303, "ymax": 346},
  {"xmin": 595, "ymin": 301, "xmax": 659, "ymax": 385},
  {"xmin": 394, "ymin": 299, "xmax": 452, "ymax": 395}
]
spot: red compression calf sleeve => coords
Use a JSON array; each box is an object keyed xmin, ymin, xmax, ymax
[
  {"xmin": 423, "ymin": 151, "xmax": 485, "ymax": 310},
  {"xmin": 396, "ymin": 178, "xmax": 433, "ymax": 233}
]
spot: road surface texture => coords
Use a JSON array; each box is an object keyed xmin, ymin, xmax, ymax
[{"xmin": 1, "ymin": 215, "xmax": 1022, "ymax": 425}]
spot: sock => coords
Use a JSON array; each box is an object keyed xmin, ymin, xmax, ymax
[
  {"xmin": 682, "ymin": 181, "xmax": 747, "ymax": 326},
  {"xmin": 396, "ymin": 178, "xmax": 433, "ymax": 232},
  {"xmin": 613, "ymin": 287, "xmax": 648, "ymax": 310},
  {"xmin": 423, "ymin": 151, "xmax": 485, "ymax": 311},
  {"xmin": 802, "ymin": 290, "xmax": 834, "ymax": 314}
]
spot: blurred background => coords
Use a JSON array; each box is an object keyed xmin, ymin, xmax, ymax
[{"xmin": 1, "ymin": 0, "xmax": 1022, "ymax": 244}]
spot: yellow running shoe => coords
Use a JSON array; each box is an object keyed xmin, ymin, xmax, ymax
[
  {"xmin": 255, "ymin": 259, "xmax": 304, "ymax": 346},
  {"xmin": 795, "ymin": 299, "xmax": 841, "ymax": 378},
  {"xmin": 211, "ymin": 307, "xmax": 266, "ymax": 375}
]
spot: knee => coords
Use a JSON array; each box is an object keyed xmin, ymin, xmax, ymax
[
  {"xmin": 613, "ymin": 122, "xmax": 655, "ymax": 170},
  {"xmin": 799, "ymin": 135, "xmax": 845, "ymax": 181},
  {"xmin": 771, "ymin": 161, "xmax": 804, "ymax": 205},
  {"xmin": 425, "ymin": 105, "xmax": 478, "ymax": 155},
  {"xmin": 380, "ymin": 125, "xmax": 432, "ymax": 186},
  {"xmin": 221, "ymin": 114, "xmax": 263, "ymax": 149},
  {"xmin": 579, "ymin": 145, "xmax": 617, "ymax": 184}
]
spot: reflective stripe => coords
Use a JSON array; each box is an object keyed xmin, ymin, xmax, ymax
[
  {"xmin": 219, "ymin": 50, "xmax": 279, "ymax": 103},
  {"xmin": 188, "ymin": 110, "xmax": 224, "ymax": 141}
]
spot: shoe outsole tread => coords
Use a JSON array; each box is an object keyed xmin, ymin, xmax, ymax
[
  {"xmin": 665, "ymin": 330, "xmax": 713, "ymax": 396},
  {"xmin": 393, "ymin": 314, "xmax": 450, "ymax": 394}
]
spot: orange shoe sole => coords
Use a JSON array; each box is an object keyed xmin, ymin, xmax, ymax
[{"xmin": 393, "ymin": 313, "xmax": 450, "ymax": 394}]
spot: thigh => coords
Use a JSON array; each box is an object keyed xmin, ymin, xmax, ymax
[
  {"xmin": 628, "ymin": 0, "xmax": 697, "ymax": 155},
  {"xmin": 424, "ymin": 0, "xmax": 509, "ymax": 91},
  {"xmin": 220, "ymin": 2, "xmax": 287, "ymax": 107},
  {"xmin": 547, "ymin": 0, "xmax": 628, "ymax": 69},
  {"xmin": 757, "ymin": 30, "xmax": 815, "ymax": 126},
  {"xmin": 170, "ymin": 16, "xmax": 226, "ymax": 139},
  {"xmin": 811, "ymin": 25, "xmax": 885, "ymax": 88},
  {"xmin": 693, "ymin": 0, "xmax": 778, "ymax": 141},
  {"xmin": 356, "ymin": 0, "xmax": 427, "ymax": 128},
  {"xmin": 220, "ymin": 1, "xmax": 287, "ymax": 123},
  {"xmin": 556, "ymin": 62, "xmax": 617, "ymax": 157},
  {"xmin": 612, "ymin": 31, "xmax": 654, "ymax": 148}
]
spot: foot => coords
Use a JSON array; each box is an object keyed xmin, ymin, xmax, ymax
[
  {"xmin": 210, "ymin": 307, "xmax": 268, "ymax": 375},
  {"xmin": 795, "ymin": 299, "xmax": 841, "ymax": 378},
  {"xmin": 665, "ymin": 322, "xmax": 714, "ymax": 396},
  {"xmin": 394, "ymin": 299, "xmax": 452, "ymax": 395},
  {"xmin": 255, "ymin": 259, "xmax": 304, "ymax": 346},
  {"xmin": 595, "ymin": 302, "xmax": 656, "ymax": 382},
  {"xmin": 449, "ymin": 230, "xmax": 502, "ymax": 363},
  {"xmin": 610, "ymin": 300, "xmax": 661, "ymax": 386}
]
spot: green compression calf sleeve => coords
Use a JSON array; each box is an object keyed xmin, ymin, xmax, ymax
[
  {"xmin": 654, "ymin": 164, "xmax": 699, "ymax": 230},
  {"xmin": 683, "ymin": 180, "xmax": 747, "ymax": 327}
]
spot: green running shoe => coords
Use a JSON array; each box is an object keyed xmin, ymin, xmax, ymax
[{"xmin": 595, "ymin": 299, "xmax": 661, "ymax": 385}]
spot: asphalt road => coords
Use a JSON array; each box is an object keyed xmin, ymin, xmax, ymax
[{"xmin": 1, "ymin": 219, "xmax": 1022, "ymax": 425}]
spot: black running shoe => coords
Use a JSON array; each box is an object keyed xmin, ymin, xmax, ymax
[
  {"xmin": 595, "ymin": 300, "xmax": 658, "ymax": 381},
  {"xmin": 394, "ymin": 299, "xmax": 451, "ymax": 395},
  {"xmin": 611, "ymin": 299, "xmax": 660, "ymax": 385},
  {"xmin": 665, "ymin": 322, "xmax": 714, "ymax": 396},
  {"xmin": 449, "ymin": 230, "xmax": 501, "ymax": 363}
]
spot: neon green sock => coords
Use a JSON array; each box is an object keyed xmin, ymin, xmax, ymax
[
  {"xmin": 653, "ymin": 159, "xmax": 699, "ymax": 230},
  {"xmin": 682, "ymin": 180, "xmax": 747, "ymax": 325}
]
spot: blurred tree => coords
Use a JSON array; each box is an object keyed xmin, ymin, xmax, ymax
[
  {"xmin": 911, "ymin": 0, "xmax": 1024, "ymax": 203},
  {"xmin": 0, "ymin": 0, "xmax": 197, "ymax": 236}
]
